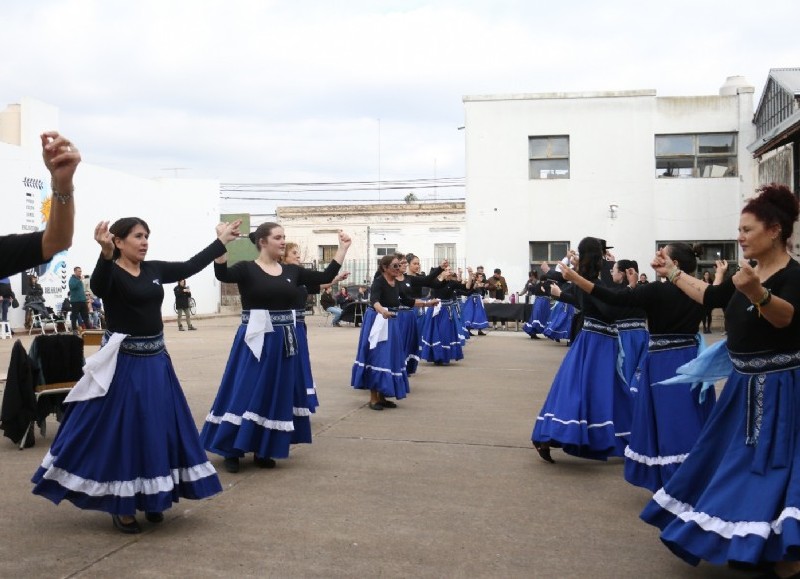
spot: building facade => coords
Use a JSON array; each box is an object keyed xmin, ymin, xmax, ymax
[
  {"xmin": 272, "ymin": 202, "xmax": 466, "ymax": 285},
  {"xmin": 0, "ymin": 99, "xmax": 223, "ymax": 328},
  {"xmin": 462, "ymin": 76, "xmax": 757, "ymax": 286}
]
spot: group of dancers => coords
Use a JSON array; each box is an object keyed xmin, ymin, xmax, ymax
[
  {"xmin": 7, "ymin": 133, "xmax": 800, "ymax": 575},
  {"xmin": 351, "ymin": 254, "xmax": 494, "ymax": 410},
  {"xmin": 527, "ymin": 183, "xmax": 800, "ymax": 578},
  {"xmin": 25, "ymin": 217, "xmax": 498, "ymax": 535}
]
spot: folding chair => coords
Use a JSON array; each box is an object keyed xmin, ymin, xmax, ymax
[
  {"xmin": 21, "ymin": 334, "xmax": 84, "ymax": 445},
  {"xmin": 28, "ymin": 313, "xmax": 59, "ymax": 335},
  {"xmin": 318, "ymin": 305, "xmax": 333, "ymax": 327}
]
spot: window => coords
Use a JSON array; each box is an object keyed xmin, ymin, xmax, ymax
[
  {"xmin": 655, "ymin": 240, "xmax": 737, "ymax": 279},
  {"xmin": 529, "ymin": 136, "xmax": 569, "ymax": 179},
  {"xmin": 655, "ymin": 133, "xmax": 737, "ymax": 178},
  {"xmin": 319, "ymin": 245, "xmax": 337, "ymax": 263},
  {"xmin": 530, "ymin": 241, "xmax": 570, "ymax": 268},
  {"xmin": 375, "ymin": 245, "xmax": 397, "ymax": 258},
  {"xmin": 434, "ymin": 243, "xmax": 457, "ymax": 264}
]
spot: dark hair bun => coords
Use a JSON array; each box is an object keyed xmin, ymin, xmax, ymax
[
  {"xmin": 248, "ymin": 232, "xmax": 257, "ymax": 244},
  {"xmin": 761, "ymin": 184, "xmax": 800, "ymax": 223}
]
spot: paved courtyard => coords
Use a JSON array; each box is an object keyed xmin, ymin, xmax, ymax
[{"xmin": 0, "ymin": 316, "xmax": 737, "ymax": 578}]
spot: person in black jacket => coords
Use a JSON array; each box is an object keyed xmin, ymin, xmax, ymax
[{"xmin": 174, "ymin": 279, "xmax": 195, "ymax": 331}]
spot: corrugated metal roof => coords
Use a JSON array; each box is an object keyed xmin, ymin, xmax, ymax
[{"xmin": 769, "ymin": 68, "xmax": 800, "ymax": 95}]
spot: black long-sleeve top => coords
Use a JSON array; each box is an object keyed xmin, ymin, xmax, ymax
[
  {"xmin": 556, "ymin": 279, "xmax": 638, "ymax": 324},
  {"xmin": 432, "ymin": 280, "xmax": 469, "ymax": 300},
  {"xmin": 91, "ymin": 239, "xmax": 226, "ymax": 336},
  {"xmin": 703, "ymin": 259, "xmax": 800, "ymax": 353},
  {"xmin": 398, "ymin": 268, "xmax": 444, "ymax": 300},
  {"xmin": 0, "ymin": 231, "xmax": 45, "ymax": 279},
  {"xmin": 591, "ymin": 280, "xmax": 704, "ymax": 335},
  {"xmin": 370, "ymin": 275, "xmax": 415, "ymax": 309},
  {"xmin": 215, "ymin": 260, "xmax": 341, "ymax": 311}
]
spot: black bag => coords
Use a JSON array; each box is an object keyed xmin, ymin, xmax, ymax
[{"xmin": 11, "ymin": 297, "xmax": 19, "ymax": 309}]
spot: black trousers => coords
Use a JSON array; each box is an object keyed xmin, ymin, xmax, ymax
[{"xmin": 70, "ymin": 301, "xmax": 90, "ymax": 329}]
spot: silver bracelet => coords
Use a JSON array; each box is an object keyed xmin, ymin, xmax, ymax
[{"xmin": 52, "ymin": 181, "xmax": 74, "ymax": 205}]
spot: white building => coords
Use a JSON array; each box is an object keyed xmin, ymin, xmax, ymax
[
  {"xmin": 462, "ymin": 76, "xmax": 757, "ymax": 285},
  {"xmin": 272, "ymin": 202, "xmax": 466, "ymax": 284},
  {"xmin": 0, "ymin": 98, "xmax": 222, "ymax": 328}
]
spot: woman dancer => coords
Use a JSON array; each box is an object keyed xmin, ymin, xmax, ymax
[
  {"xmin": 419, "ymin": 268, "xmax": 469, "ymax": 365},
  {"xmin": 610, "ymin": 259, "xmax": 649, "ymax": 389},
  {"xmin": 352, "ymin": 255, "xmax": 437, "ymax": 410},
  {"xmin": 462, "ymin": 267, "xmax": 490, "ymax": 336},
  {"xmin": 282, "ymin": 241, "xmax": 349, "ymax": 415},
  {"xmin": 531, "ymin": 238, "xmax": 634, "ymax": 463},
  {"xmin": 32, "ymin": 217, "xmax": 240, "ymax": 533},
  {"xmin": 640, "ymin": 184, "xmax": 800, "ymax": 576},
  {"xmin": 561, "ymin": 244, "xmax": 713, "ymax": 491},
  {"xmin": 200, "ymin": 224, "xmax": 351, "ymax": 473},
  {"xmin": 395, "ymin": 253, "xmax": 445, "ymax": 374}
]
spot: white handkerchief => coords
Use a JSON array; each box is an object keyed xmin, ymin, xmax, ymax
[
  {"xmin": 432, "ymin": 303, "xmax": 442, "ymax": 317},
  {"xmin": 245, "ymin": 309, "xmax": 274, "ymax": 361},
  {"xmin": 65, "ymin": 332, "xmax": 129, "ymax": 402},
  {"xmin": 368, "ymin": 314, "xmax": 389, "ymax": 349}
]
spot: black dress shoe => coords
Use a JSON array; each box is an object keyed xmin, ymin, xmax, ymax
[
  {"xmin": 223, "ymin": 457, "xmax": 240, "ymax": 473},
  {"xmin": 478, "ymin": 330, "xmax": 486, "ymax": 336},
  {"xmin": 254, "ymin": 455, "xmax": 276, "ymax": 469},
  {"xmin": 145, "ymin": 511, "xmax": 164, "ymax": 523},
  {"xmin": 533, "ymin": 443, "xmax": 555, "ymax": 464},
  {"xmin": 380, "ymin": 400, "xmax": 397, "ymax": 408},
  {"xmin": 112, "ymin": 514, "xmax": 142, "ymax": 534},
  {"xmin": 368, "ymin": 402, "xmax": 384, "ymax": 411}
]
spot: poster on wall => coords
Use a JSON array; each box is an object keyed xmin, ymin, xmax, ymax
[{"xmin": 20, "ymin": 175, "xmax": 68, "ymax": 311}]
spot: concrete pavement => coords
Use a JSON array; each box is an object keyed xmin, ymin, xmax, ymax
[{"xmin": 0, "ymin": 317, "xmax": 740, "ymax": 578}]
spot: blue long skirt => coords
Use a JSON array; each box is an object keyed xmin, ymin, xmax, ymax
[
  {"xmin": 462, "ymin": 294, "xmax": 489, "ymax": 330},
  {"xmin": 532, "ymin": 318, "xmax": 633, "ymax": 459},
  {"xmin": 523, "ymin": 296, "xmax": 551, "ymax": 336},
  {"xmin": 616, "ymin": 319, "xmax": 649, "ymax": 388},
  {"xmin": 396, "ymin": 308, "xmax": 421, "ymax": 375},
  {"xmin": 625, "ymin": 338, "xmax": 716, "ymax": 492},
  {"xmin": 32, "ymin": 335, "xmax": 221, "ymax": 515},
  {"xmin": 296, "ymin": 321, "xmax": 319, "ymax": 412},
  {"xmin": 543, "ymin": 302, "xmax": 575, "ymax": 341},
  {"xmin": 419, "ymin": 302, "xmax": 464, "ymax": 364},
  {"xmin": 641, "ymin": 353, "xmax": 800, "ymax": 566},
  {"xmin": 351, "ymin": 308, "xmax": 409, "ymax": 399},
  {"xmin": 200, "ymin": 320, "xmax": 309, "ymax": 461}
]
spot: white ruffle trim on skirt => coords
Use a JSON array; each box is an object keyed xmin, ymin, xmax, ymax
[
  {"xmin": 205, "ymin": 411, "xmax": 295, "ymax": 431},
  {"xmin": 351, "ymin": 360, "xmax": 405, "ymax": 377},
  {"xmin": 38, "ymin": 451, "xmax": 216, "ymax": 497},
  {"xmin": 537, "ymin": 414, "xmax": 629, "ymax": 437},
  {"xmin": 625, "ymin": 445, "xmax": 688, "ymax": 466},
  {"xmin": 653, "ymin": 488, "xmax": 800, "ymax": 540}
]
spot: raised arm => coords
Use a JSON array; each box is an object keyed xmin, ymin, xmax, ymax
[
  {"xmin": 330, "ymin": 230, "xmax": 352, "ymax": 266},
  {"xmin": 158, "ymin": 220, "xmax": 241, "ymax": 284},
  {"xmin": 732, "ymin": 260, "xmax": 795, "ymax": 329},
  {"xmin": 41, "ymin": 132, "xmax": 81, "ymax": 260}
]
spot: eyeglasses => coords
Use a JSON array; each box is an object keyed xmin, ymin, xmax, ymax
[{"xmin": 390, "ymin": 263, "xmax": 401, "ymax": 269}]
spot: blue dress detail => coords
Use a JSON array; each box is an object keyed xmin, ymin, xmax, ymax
[
  {"xmin": 532, "ymin": 318, "xmax": 633, "ymax": 459},
  {"xmin": 32, "ymin": 334, "xmax": 222, "ymax": 515}
]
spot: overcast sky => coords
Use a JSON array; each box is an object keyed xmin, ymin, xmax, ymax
[{"xmin": 2, "ymin": 0, "xmax": 797, "ymax": 212}]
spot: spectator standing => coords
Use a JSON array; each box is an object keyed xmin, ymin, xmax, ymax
[
  {"xmin": 638, "ymin": 273, "xmax": 649, "ymax": 285},
  {"xmin": 487, "ymin": 268, "xmax": 509, "ymax": 300},
  {"xmin": 68, "ymin": 266, "xmax": 89, "ymax": 331},
  {"xmin": 174, "ymin": 279, "xmax": 196, "ymax": 331},
  {"xmin": 0, "ymin": 276, "xmax": 14, "ymax": 323}
]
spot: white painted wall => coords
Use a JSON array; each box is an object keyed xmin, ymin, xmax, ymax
[
  {"xmin": 464, "ymin": 84, "xmax": 756, "ymax": 287},
  {"xmin": 0, "ymin": 101, "xmax": 221, "ymax": 328}
]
